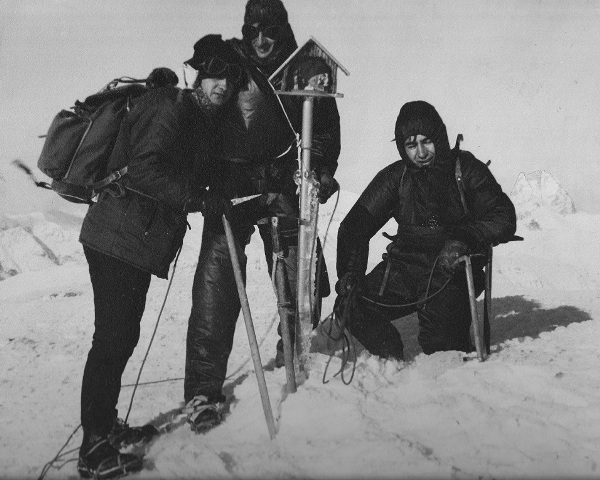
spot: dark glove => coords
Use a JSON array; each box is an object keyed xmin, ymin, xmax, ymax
[
  {"xmin": 438, "ymin": 240, "xmax": 469, "ymax": 273},
  {"xmin": 335, "ymin": 272, "xmax": 363, "ymax": 296},
  {"xmin": 318, "ymin": 172, "xmax": 340, "ymax": 204},
  {"xmin": 199, "ymin": 191, "xmax": 231, "ymax": 218}
]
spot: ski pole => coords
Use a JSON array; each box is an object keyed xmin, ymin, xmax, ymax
[{"xmin": 222, "ymin": 214, "xmax": 277, "ymax": 439}]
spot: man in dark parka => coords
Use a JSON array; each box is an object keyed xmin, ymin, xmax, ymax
[
  {"xmin": 183, "ymin": 0, "xmax": 342, "ymax": 433},
  {"xmin": 336, "ymin": 101, "xmax": 516, "ymax": 361}
]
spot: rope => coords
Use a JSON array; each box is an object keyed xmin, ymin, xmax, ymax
[
  {"xmin": 37, "ymin": 425, "xmax": 81, "ymax": 480},
  {"xmin": 319, "ymin": 230, "xmax": 458, "ymax": 385},
  {"xmin": 321, "ymin": 290, "xmax": 357, "ymax": 385},
  {"xmin": 124, "ymin": 244, "xmax": 182, "ymax": 423},
  {"xmin": 37, "ymin": 224, "xmax": 280, "ymax": 478},
  {"xmin": 312, "ymin": 189, "xmax": 340, "ymax": 323},
  {"xmin": 122, "ymin": 377, "xmax": 183, "ymax": 388},
  {"xmin": 226, "ymin": 310, "xmax": 279, "ymax": 380},
  {"xmin": 292, "ymin": 187, "xmax": 358, "ymax": 385},
  {"xmin": 360, "ymin": 255, "xmax": 452, "ymax": 309},
  {"xmin": 119, "ymin": 309, "xmax": 277, "ymax": 387},
  {"xmin": 37, "ymin": 245, "xmax": 184, "ymax": 479},
  {"xmin": 36, "ymin": 185, "xmax": 340, "ymax": 477}
]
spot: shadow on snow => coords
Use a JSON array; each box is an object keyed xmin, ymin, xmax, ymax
[
  {"xmin": 313, "ymin": 295, "xmax": 592, "ymax": 364},
  {"xmin": 396, "ymin": 295, "xmax": 592, "ymax": 361}
]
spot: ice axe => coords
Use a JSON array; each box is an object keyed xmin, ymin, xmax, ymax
[
  {"xmin": 222, "ymin": 194, "xmax": 276, "ymax": 439},
  {"xmin": 11, "ymin": 159, "xmax": 52, "ymax": 190}
]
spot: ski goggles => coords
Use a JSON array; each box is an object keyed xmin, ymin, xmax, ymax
[
  {"xmin": 242, "ymin": 23, "xmax": 284, "ymax": 40},
  {"xmin": 197, "ymin": 57, "xmax": 243, "ymax": 84}
]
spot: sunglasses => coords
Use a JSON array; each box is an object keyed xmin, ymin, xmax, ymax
[
  {"xmin": 197, "ymin": 57, "xmax": 243, "ymax": 84},
  {"xmin": 242, "ymin": 24, "xmax": 283, "ymax": 40}
]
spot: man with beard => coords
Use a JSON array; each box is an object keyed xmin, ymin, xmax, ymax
[
  {"xmin": 335, "ymin": 101, "xmax": 516, "ymax": 361},
  {"xmin": 183, "ymin": 0, "xmax": 341, "ymax": 433}
]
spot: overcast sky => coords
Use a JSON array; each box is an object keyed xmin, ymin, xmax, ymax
[{"xmin": 1, "ymin": 0, "xmax": 599, "ymax": 212}]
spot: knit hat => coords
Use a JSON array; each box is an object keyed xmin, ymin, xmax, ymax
[
  {"xmin": 185, "ymin": 34, "xmax": 240, "ymax": 71},
  {"xmin": 244, "ymin": 0, "xmax": 288, "ymax": 26},
  {"xmin": 394, "ymin": 101, "xmax": 451, "ymax": 163}
]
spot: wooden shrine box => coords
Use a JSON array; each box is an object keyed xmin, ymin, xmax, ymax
[{"xmin": 269, "ymin": 36, "xmax": 350, "ymax": 96}]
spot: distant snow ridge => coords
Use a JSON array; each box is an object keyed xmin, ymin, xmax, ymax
[
  {"xmin": 0, "ymin": 212, "xmax": 84, "ymax": 280},
  {"xmin": 510, "ymin": 170, "xmax": 576, "ymax": 219}
]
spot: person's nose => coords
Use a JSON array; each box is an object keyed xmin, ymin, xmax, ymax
[
  {"xmin": 417, "ymin": 143, "xmax": 428, "ymax": 158},
  {"xmin": 256, "ymin": 31, "xmax": 265, "ymax": 44}
]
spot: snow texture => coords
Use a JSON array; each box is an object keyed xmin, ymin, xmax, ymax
[{"xmin": 1, "ymin": 176, "xmax": 600, "ymax": 479}]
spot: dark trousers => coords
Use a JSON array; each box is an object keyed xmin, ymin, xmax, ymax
[
  {"xmin": 81, "ymin": 246, "xmax": 151, "ymax": 437},
  {"xmin": 184, "ymin": 218, "xmax": 297, "ymax": 402},
  {"xmin": 345, "ymin": 256, "xmax": 484, "ymax": 360}
]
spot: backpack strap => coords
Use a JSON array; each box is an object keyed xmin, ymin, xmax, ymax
[
  {"xmin": 453, "ymin": 134, "xmax": 470, "ymax": 217},
  {"xmin": 91, "ymin": 166, "xmax": 128, "ymax": 191},
  {"xmin": 95, "ymin": 88, "xmax": 185, "ymax": 200}
]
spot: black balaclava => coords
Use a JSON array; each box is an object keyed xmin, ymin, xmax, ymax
[
  {"xmin": 394, "ymin": 101, "xmax": 452, "ymax": 167},
  {"xmin": 394, "ymin": 101, "xmax": 454, "ymax": 227},
  {"xmin": 242, "ymin": 0, "xmax": 297, "ymax": 74}
]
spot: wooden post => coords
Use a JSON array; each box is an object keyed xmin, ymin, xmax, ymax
[{"xmin": 222, "ymin": 215, "xmax": 277, "ymax": 439}]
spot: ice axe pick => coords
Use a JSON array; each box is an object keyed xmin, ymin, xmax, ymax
[{"xmin": 230, "ymin": 194, "xmax": 261, "ymax": 206}]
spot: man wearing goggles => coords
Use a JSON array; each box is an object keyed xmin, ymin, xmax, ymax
[
  {"xmin": 241, "ymin": 23, "xmax": 289, "ymax": 60},
  {"xmin": 184, "ymin": 34, "xmax": 245, "ymax": 105},
  {"xmin": 184, "ymin": 0, "xmax": 341, "ymax": 435}
]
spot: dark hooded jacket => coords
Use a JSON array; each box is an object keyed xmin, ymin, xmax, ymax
[
  {"xmin": 337, "ymin": 101, "xmax": 516, "ymax": 279},
  {"xmin": 79, "ymin": 86, "xmax": 217, "ymax": 278},
  {"xmin": 218, "ymin": 21, "xmax": 340, "ymax": 199}
]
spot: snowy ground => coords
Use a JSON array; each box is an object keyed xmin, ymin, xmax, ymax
[{"xmin": 1, "ymin": 190, "xmax": 600, "ymax": 479}]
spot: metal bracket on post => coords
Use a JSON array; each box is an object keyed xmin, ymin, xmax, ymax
[{"xmin": 271, "ymin": 217, "xmax": 297, "ymax": 393}]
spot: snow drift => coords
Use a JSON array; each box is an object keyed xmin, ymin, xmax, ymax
[{"xmin": 1, "ymin": 172, "xmax": 600, "ymax": 479}]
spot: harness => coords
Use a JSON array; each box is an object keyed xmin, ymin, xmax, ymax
[{"xmin": 371, "ymin": 134, "xmax": 473, "ymax": 306}]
